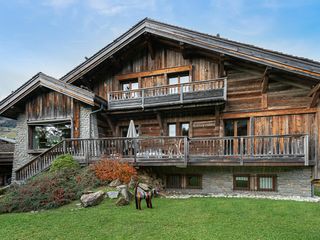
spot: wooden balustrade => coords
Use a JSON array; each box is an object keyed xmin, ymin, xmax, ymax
[
  {"xmin": 15, "ymin": 134, "xmax": 309, "ymax": 181},
  {"xmin": 108, "ymin": 78, "xmax": 227, "ymax": 110}
]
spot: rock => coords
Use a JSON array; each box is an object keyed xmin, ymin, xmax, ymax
[
  {"xmin": 80, "ymin": 191, "xmax": 105, "ymax": 208},
  {"xmin": 128, "ymin": 177, "xmax": 136, "ymax": 189},
  {"xmin": 107, "ymin": 191, "xmax": 119, "ymax": 199},
  {"xmin": 116, "ymin": 197, "xmax": 129, "ymax": 206},
  {"xmin": 116, "ymin": 184, "xmax": 128, "ymax": 190},
  {"xmin": 109, "ymin": 179, "xmax": 122, "ymax": 187},
  {"xmin": 119, "ymin": 187, "xmax": 132, "ymax": 201}
]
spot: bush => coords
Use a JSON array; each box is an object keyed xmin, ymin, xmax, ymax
[
  {"xmin": 0, "ymin": 168, "xmax": 101, "ymax": 213},
  {"xmin": 91, "ymin": 158, "xmax": 137, "ymax": 184},
  {"xmin": 50, "ymin": 154, "xmax": 80, "ymax": 172}
]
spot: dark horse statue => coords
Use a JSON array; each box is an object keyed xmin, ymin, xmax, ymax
[{"xmin": 134, "ymin": 183, "xmax": 157, "ymax": 210}]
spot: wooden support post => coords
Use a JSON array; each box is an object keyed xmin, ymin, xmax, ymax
[
  {"xmin": 156, "ymin": 112, "xmax": 164, "ymax": 136},
  {"xmin": 215, "ymin": 105, "xmax": 220, "ymax": 125},
  {"xmin": 261, "ymin": 66, "xmax": 271, "ymax": 93}
]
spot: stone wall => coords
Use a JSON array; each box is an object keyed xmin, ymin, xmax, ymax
[
  {"xmin": 12, "ymin": 113, "xmax": 33, "ymax": 181},
  {"xmin": 153, "ymin": 166, "xmax": 312, "ymax": 197},
  {"xmin": 79, "ymin": 105, "xmax": 98, "ymax": 138}
]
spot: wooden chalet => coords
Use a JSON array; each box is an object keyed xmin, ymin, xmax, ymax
[{"xmin": 0, "ymin": 18, "xmax": 319, "ymax": 196}]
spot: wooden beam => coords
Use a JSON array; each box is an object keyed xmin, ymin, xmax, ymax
[
  {"xmin": 261, "ymin": 66, "xmax": 271, "ymax": 93},
  {"xmin": 116, "ymin": 65, "xmax": 192, "ymax": 81},
  {"xmin": 310, "ymin": 91, "xmax": 320, "ymax": 108},
  {"xmin": 156, "ymin": 112, "xmax": 164, "ymax": 136},
  {"xmin": 308, "ymin": 83, "xmax": 320, "ymax": 97},
  {"xmin": 218, "ymin": 54, "xmax": 225, "ymax": 77},
  {"xmin": 145, "ymin": 33, "xmax": 155, "ymax": 60},
  {"xmin": 101, "ymin": 114, "xmax": 116, "ymax": 135},
  {"xmin": 222, "ymin": 107, "xmax": 317, "ymax": 119},
  {"xmin": 215, "ymin": 105, "xmax": 220, "ymax": 124}
]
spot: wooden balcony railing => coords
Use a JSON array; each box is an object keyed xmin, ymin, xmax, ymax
[
  {"xmin": 107, "ymin": 78, "xmax": 227, "ymax": 110},
  {"xmin": 15, "ymin": 134, "xmax": 309, "ymax": 181}
]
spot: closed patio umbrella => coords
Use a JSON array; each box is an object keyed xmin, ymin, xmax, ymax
[
  {"xmin": 125, "ymin": 120, "xmax": 137, "ymax": 155},
  {"xmin": 127, "ymin": 120, "xmax": 137, "ymax": 138}
]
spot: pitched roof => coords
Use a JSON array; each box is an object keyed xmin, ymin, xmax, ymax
[
  {"xmin": 0, "ymin": 72, "xmax": 97, "ymax": 119},
  {"xmin": 61, "ymin": 18, "xmax": 320, "ymax": 83}
]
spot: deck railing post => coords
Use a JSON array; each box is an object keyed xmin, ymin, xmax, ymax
[
  {"xmin": 141, "ymin": 89, "xmax": 145, "ymax": 109},
  {"xmin": 133, "ymin": 138, "xmax": 138, "ymax": 164},
  {"xmin": 223, "ymin": 77, "xmax": 227, "ymax": 101},
  {"xmin": 63, "ymin": 140, "xmax": 66, "ymax": 154},
  {"xmin": 180, "ymin": 84, "xmax": 184, "ymax": 103},
  {"xmin": 240, "ymin": 137, "xmax": 244, "ymax": 165},
  {"xmin": 107, "ymin": 93, "xmax": 111, "ymax": 110},
  {"xmin": 85, "ymin": 140, "xmax": 89, "ymax": 166},
  {"xmin": 304, "ymin": 135, "xmax": 309, "ymax": 166},
  {"xmin": 184, "ymin": 137, "xmax": 188, "ymax": 166}
]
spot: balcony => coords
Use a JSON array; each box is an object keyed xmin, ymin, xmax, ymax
[
  {"xmin": 107, "ymin": 78, "xmax": 227, "ymax": 110},
  {"xmin": 15, "ymin": 134, "xmax": 311, "ymax": 181}
]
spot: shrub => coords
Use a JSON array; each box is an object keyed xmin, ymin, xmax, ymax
[
  {"xmin": 0, "ymin": 168, "xmax": 101, "ymax": 214},
  {"xmin": 50, "ymin": 154, "xmax": 80, "ymax": 172},
  {"xmin": 91, "ymin": 158, "xmax": 137, "ymax": 184}
]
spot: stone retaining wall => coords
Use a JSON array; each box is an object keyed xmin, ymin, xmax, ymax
[{"xmin": 153, "ymin": 166, "xmax": 312, "ymax": 197}]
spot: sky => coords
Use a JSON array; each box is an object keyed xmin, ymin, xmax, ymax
[{"xmin": 0, "ymin": 0, "xmax": 320, "ymax": 100}]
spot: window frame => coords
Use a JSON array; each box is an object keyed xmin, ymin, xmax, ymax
[
  {"xmin": 185, "ymin": 174, "xmax": 202, "ymax": 189},
  {"xmin": 166, "ymin": 174, "xmax": 182, "ymax": 189},
  {"xmin": 257, "ymin": 174, "xmax": 277, "ymax": 192},
  {"xmin": 28, "ymin": 120, "xmax": 72, "ymax": 150},
  {"xmin": 233, "ymin": 174, "xmax": 251, "ymax": 191}
]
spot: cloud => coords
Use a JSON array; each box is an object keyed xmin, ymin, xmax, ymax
[
  {"xmin": 43, "ymin": 0, "xmax": 77, "ymax": 9},
  {"xmin": 87, "ymin": 0, "xmax": 156, "ymax": 16}
]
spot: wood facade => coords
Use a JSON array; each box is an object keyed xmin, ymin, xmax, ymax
[{"xmin": 1, "ymin": 19, "xmax": 320, "ymax": 182}]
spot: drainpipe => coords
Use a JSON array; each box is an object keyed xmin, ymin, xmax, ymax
[{"xmin": 89, "ymin": 104, "xmax": 104, "ymax": 139}]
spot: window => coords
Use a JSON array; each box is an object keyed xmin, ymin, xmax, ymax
[
  {"xmin": 121, "ymin": 79, "xmax": 139, "ymax": 98},
  {"xmin": 168, "ymin": 72, "xmax": 190, "ymax": 94},
  {"xmin": 224, "ymin": 119, "xmax": 249, "ymax": 154},
  {"xmin": 233, "ymin": 175, "xmax": 250, "ymax": 190},
  {"xmin": 186, "ymin": 175, "xmax": 202, "ymax": 189},
  {"xmin": 166, "ymin": 175, "xmax": 182, "ymax": 188},
  {"xmin": 168, "ymin": 124, "xmax": 176, "ymax": 137},
  {"xmin": 181, "ymin": 123, "xmax": 189, "ymax": 137},
  {"xmin": 29, "ymin": 122, "xmax": 71, "ymax": 150},
  {"xmin": 168, "ymin": 123, "xmax": 190, "ymax": 137},
  {"xmin": 257, "ymin": 175, "xmax": 276, "ymax": 191}
]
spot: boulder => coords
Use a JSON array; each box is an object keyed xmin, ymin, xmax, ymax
[
  {"xmin": 128, "ymin": 177, "xmax": 136, "ymax": 189},
  {"xmin": 107, "ymin": 191, "xmax": 119, "ymax": 199},
  {"xmin": 119, "ymin": 187, "xmax": 133, "ymax": 201},
  {"xmin": 116, "ymin": 197, "xmax": 129, "ymax": 206},
  {"xmin": 80, "ymin": 190, "xmax": 105, "ymax": 208},
  {"xmin": 116, "ymin": 184, "xmax": 128, "ymax": 190},
  {"xmin": 109, "ymin": 179, "xmax": 122, "ymax": 187}
]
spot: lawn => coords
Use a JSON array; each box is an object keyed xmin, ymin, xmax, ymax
[{"xmin": 0, "ymin": 197, "xmax": 319, "ymax": 240}]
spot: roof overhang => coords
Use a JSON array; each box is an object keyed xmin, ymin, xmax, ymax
[
  {"xmin": 0, "ymin": 72, "xmax": 98, "ymax": 119},
  {"xmin": 61, "ymin": 18, "xmax": 320, "ymax": 84}
]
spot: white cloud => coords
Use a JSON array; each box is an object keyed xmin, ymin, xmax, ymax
[
  {"xmin": 43, "ymin": 0, "xmax": 77, "ymax": 9},
  {"xmin": 87, "ymin": 0, "xmax": 156, "ymax": 16}
]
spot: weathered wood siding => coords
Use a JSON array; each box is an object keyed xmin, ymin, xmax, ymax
[{"xmin": 26, "ymin": 91, "xmax": 73, "ymax": 121}]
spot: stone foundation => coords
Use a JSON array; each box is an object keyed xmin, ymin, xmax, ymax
[{"xmin": 151, "ymin": 166, "xmax": 313, "ymax": 197}]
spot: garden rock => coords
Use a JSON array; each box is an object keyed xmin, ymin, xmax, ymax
[
  {"xmin": 107, "ymin": 191, "xmax": 119, "ymax": 199},
  {"xmin": 80, "ymin": 190, "xmax": 105, "ymax": 208},
  {"xmin": 116, "ymin": 184, "xmax": 127, "ymax": 190},
  {"xmin": 119, "ymin": 186, "xmax": 132, "ymax": 201},
  {"xmin": 128, "ymin": 177, "xmax": 136, "ymax": 188},
  {"xmin": 109, "ymin": 179, "xmax": 121, "ymax": 187},
  {"xmin": 116, "ymin": 197, "xmax": 129, "ymax": 206}
]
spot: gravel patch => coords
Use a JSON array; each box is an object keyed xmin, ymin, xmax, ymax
[{"xmin": 166, "ymin": 193, "xmax": 320, "ymax": 202}]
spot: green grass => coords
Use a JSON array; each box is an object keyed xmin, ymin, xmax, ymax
[{"xmin": 0, "ymin": 197, "xmax": 319, "ymax": 240}]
